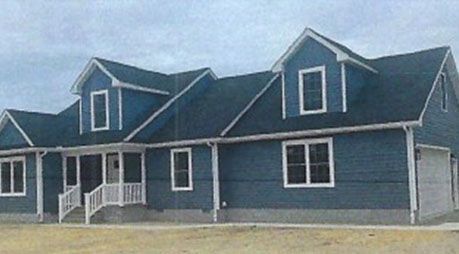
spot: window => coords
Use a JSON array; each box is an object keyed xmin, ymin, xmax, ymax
[
  {"xmin": 91, "ymin": 90, "xmax": 109, "ymax": 131},
  {"xmin": 299, "ymin": 66, "xmax": 326, "ymax": 114},
  {"xmin": 282, "ymin": 138, "xmax": 334, "ymax": 188},
  {"xmin": 170, "ymin": 148, "xmax": 192, "ymax": 191},
  {"xmin": 440, "ymin": 73, "xmax": 448, "ymax": 112},
  {"xmin": 0, "ymin": 157, "xmax": 26, "ymax": 196}
]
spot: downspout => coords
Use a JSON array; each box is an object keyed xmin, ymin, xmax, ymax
[
  {"xmin": 207, "ymin": 142, "xmax": 220, "ymax": 223},
  {"xmin": 36, "ymin": 150, "xmax": 48, "ymax": 223},
  {"xmin": 403, "ymin": 126, "xmax": 418, "ymax": 224}
]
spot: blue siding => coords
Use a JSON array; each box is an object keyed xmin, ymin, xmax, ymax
[
  {"xmin": 43, "ymin": 153, "xmax": 63, "ymax": 214},
  {"xmin": 122, "ymin": 89, "xmax": 166, "ymax": 130},
  {"xmin": 81, "ymin": 67, "xmax": 120, "ymax": 133},
  {"xmin": 146, "ymin": 145, "xmax": 213, "ymax": 210},
  {"xmin": 0, "ymin": 119, "xmax": 29, "ymax": 149},
  {"xmin": 346, "ymin": 64, "xmax": 371, "ymax": 106},
  {"xmin": 134, "ymin": 74, "xmax": 214, "ymax": 140},
  {"xmin": 219, "ymin": 130, "xmax": 410, "ymax": 209},
  {"xmin": 284, "ymin": 38, "xmax": 343, "ymax": 116},
  {"xmin": 0, "ymin": 153, "xmax": 37, "ymax": 214},
  {"xmin": 415, "ymin": 64, "xmax": 459, "ymax": 155}
]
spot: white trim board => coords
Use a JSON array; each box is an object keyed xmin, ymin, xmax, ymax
[
  {"xmin": 418, "ymin": 49, "xmax": 451, "ymax": 122},
  {"xmin": 90, "ymin": 90, "xmax": 110, "ymax": 131},
  {"xmin": 71, "ymin": 58, "xmax": 170, "ymax": 96},
  {"xmin": 0, "ymin": 111, "xmax": 34, "ymax": 147},
  {"xmin": 298, "ymin": 66, "xmax": 327, "ymax": 115},
  {"xmin": 170, "ymin": 147, "xmax": 193, "ymax": 191},
  {"xmin": 124, "ymin": 69, "xmax": 216, "ymax": 141},
  {"xmin": 282, "ymin": 137, "xmax": 335, "ymax": 188},
  {"xmin": 220, "ymin": 74, "xmax": 280, "ymax": 136},
  {"xmin": 341, "ymin": 63, "xmax": 347, "ymax": 112},
  {"xmin": 271, "ymin": 28, "xmax": 378, "ymax": 73},
  {"xmin": 404, "ymin": 127, "xmax": 418, "ymax": 224},
  {"xmin": 416, "ymin": 143, "xmax": 451, "ymax": 152}
]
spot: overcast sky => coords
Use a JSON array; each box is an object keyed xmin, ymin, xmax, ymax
[{"xmin": 0, "ymin": 0, "xmax": 458, "ymax": 113}]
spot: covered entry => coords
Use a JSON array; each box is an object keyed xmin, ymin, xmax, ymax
[
  {"xmin": 58, "ymin": 144, "xmax": 146, "ymax": 223},
  {"xmin": 416, "ymin": 145, "xmax": 455, "ymax": 221}
]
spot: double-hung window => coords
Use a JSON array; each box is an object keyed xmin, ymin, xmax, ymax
[
  {"xmin": 298, "ymin": 66, "xmax": 327, "ymax": 114},
  {"xmin": 0, "ymin": 156, "xmax": 26, "ymax": 196},
  {"xmin": 282, "ymin": 138, "xmax": 334, "ymax": 188},
  {"xmin": 440, "ymin": 73, "xmax": 448, "ymax": 112},
  {"xmin": 170, "ymin": 148, "xmax": 193, "ymax": 191},
  {"xmin": 90, "ymin": 90, "xmax": 109, "ymax": 131}
]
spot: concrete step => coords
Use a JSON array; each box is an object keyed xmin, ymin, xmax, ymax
[{"xmin": 62, "ymin": 207, "xmax": 86, "ymax": 223}]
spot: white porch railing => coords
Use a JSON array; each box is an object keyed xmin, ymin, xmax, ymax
[
  {"xmin": 58, "ymin": 185, "xmax": 81, "ymax": 223},
  {"xmin": 84, "ymin": 183, "xmax": 143, "ymax": 224}
]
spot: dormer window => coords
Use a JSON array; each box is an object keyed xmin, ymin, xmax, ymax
[
  {"xmin": 298, "ymin": 66, "xmax": 327, "ymax": 115},
  {"xmin": 440, "ymin": 73, "xmax": 447, "ymax": 112},
  {"xmin": 90, "ymin": 90, "xmax": 109, "ymax": 131}
]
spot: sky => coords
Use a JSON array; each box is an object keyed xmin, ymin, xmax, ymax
[{"xmin": 0, "ymin": 0, "xmax": 458, "ymax": 113}]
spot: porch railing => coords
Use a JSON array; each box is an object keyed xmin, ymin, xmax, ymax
[
  {"xmin": 84, "ymin": 183, "xmax": 143, "ymax": 224},
  {"xmin": 58, "ymin": 185, "xmax": 81, "ymax": 223},
  {"xmin": 84, "ymin": 184, "xmax": 104, "ymax": 224}
]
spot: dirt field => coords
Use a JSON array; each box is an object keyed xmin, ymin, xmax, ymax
[{"xmin": 0, "ymin": 224, "xmax": 457, "ymax": 253}]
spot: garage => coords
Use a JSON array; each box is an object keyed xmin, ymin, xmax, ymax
[{"xmin": 416, "ymin": 146, "xmax": 455, "ymax": 221}]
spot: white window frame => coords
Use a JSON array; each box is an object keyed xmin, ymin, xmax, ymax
[
  {"xmin": 298, "ymin": 65, "xmax": 327, "ymax": 115},
  {"xmin": 440, "ymin": 72, "xmax": 448, "ymax": 112},
  {"xmin": 282, "ymin": 137, "xmax": 335, "ymax": 188},
  {"xmin": 90, "ymin": 89, "xmax": 110, "ymax": 131},
  {"xmin": 0, "ymin": 156, "xmax": 26, "ymax": 197},
  {"xmin": 170, "ymin": 147, "xmax": 193, "ymax": 191}
]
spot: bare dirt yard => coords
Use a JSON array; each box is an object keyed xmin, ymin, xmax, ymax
[{"xmin": 0, "ymin": 224, "xmax": 458, "ymax": 253}]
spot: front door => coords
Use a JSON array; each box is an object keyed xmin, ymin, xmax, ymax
[{"xmin": 80, "ymin": 155, "xmax": 103, "ymax": 203}]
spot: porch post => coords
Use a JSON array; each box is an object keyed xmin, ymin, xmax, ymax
[
  {"xmin": 118, "ymin": 151, "xmax": 124, "ymax": 206},
  {"xmin": 62, "ymin": 155, "xmax": 67, "ymax": 189},
  {"xmin": 76, "ymin": 155, "xmax": 81, "ymax": 206},
  {"xmin": 76, "ymin": 156, "xmax": 81, "ymax": 187},
  {"xmin": 141, "ymin": 152, "xmax": 146, "ymax": 205},
  {"xmin": 102, "ymin": 153, "xmax": 107, "ymax": 184}
]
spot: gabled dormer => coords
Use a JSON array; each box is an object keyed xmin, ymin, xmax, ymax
[
  {"xmin": 71, "ymin": 58, "xmax": 171, "ymax": 134},
  {"xmin": 272, "ymin": 28, "xmax": 378, "ymax": 118}
]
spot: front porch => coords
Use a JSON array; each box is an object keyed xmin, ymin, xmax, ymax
[{"xmin": 58, "ymin": 145, "xmax": 146, "ymax": 224}]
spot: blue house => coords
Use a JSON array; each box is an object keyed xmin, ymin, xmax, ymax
[{"xmin": 0, "ymin": 28, "xmax": 458, "ymax": 224}]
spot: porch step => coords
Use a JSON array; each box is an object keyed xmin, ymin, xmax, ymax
[{"xmin": 62, "ymin": 207, "xmax": 86, "ymax": 224}]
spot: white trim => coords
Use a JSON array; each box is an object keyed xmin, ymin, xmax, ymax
[
  {"xmin": 0, "ymin": 111, "xmax": 35, "ymax": 146},
  {"xmin": 282, "ymin": 137, "xmax": 335, "ymax": 188},
  {"xmin": 141, "ymin": 152, "xmax": 146, "ymax": 205},
  {"xmin": 71, "ymin": 58, "xmax": 117, "ymax": 94},
  {"xmin": 281, "ymin": 72, "xmax": 287, "ymax": 119},
  {"xmin": 0, "ymin": 156, "xmax": 27, "ymax": 197},
  {"xmin": 90, "ymin": 90, "xmax": 110, "ymax": 131},
  {"xmin": 36, "ymin": 152, "xmax": 44, "ymax": 222},
  {"xmin": 440, "ymin": 72, "xmax": 448, "ymax": 112},
  {"xmin": 124, "ymin": 69, "xmax": 215, "ymax": 141},
  {"xmin": 341, "ymin": 63, "xmax": 347, "ymax": 112},
  {"xmin": 404, "ymin": 127, "xmax": 418, "ymax": 224},
  {"xmin": 79, "ymin": 98, "xmax": 83, "ymax": 134},
  {"xmin": 209, "ymin": 143, "xmax": 220, "ymax": 222},
  {"xmin": 220, "ymin": 74, "xmax": 279, "ymax": 136},
  {"xmin": 118, "ymin": 88, "xmax": 123, "ymax": 130},
  {"xmin": 112, "ymin": 81, "xmax": 170, "ymax": 96},
  {"xmin": 170, "ymin": 147, "xmax": 193, "ymax": 191},
  {"xmin": 146, "ymin": 139, "xmax": 221, "ymax": 149},
  {"xmin": 419, "ymin": 50, "xmax": 451, "ymax": 121},
  {"xmin": 298, "ymin": 66, "xmax": 327, "ymax": 115},
  {"xmin": 271, "ymin": 28, "xmax": 378, "ymax": 73},
  {"xmin": 118, "ymin": 151, "xmax": 124, "ymax": 206},
  {"xmin": 223, "ymin": 121, "xmax": 421, "ymax": 144},
  {"xmin": 416, "ymin": 143, "xmax": 451, "ymax": 152}
]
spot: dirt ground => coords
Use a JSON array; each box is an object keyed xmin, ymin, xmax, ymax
[{"xmin": 0, "ymin": 224, "xmax": 458, "ymax": 254}]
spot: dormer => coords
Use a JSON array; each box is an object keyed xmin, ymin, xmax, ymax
[
  {"xmin": 272, "ymin": 28, "xmax": 378, "ymax": 118},
  {"xmin": 71, "ymin": 58, "xmax": 171, "ymax": 134}
]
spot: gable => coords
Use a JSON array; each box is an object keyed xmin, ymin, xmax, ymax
[{"xmin": 0, "ymin": 118, "xmax": 31, "ymax": 149}]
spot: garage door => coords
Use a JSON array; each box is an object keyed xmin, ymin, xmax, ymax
[{"xmin": 416, "ymin": 147, "xmax": 454, "ymax": 221}]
